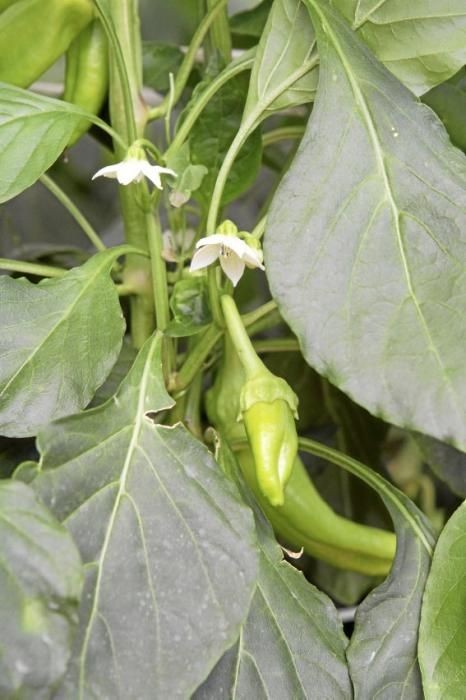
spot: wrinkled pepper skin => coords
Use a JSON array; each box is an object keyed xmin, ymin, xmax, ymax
[
  {"xmin": 64, "ymin": 18, "xmax": 109, "ymax": 146},
  {"xmin": 243, "ymin": 399, "xmax": 298, "ymax": 507},
  {"xmin": 0, "ymin": 0, "xmax": 94, "ymax": 88},
  {"xmin": 238, "ymin": 449, "xmax": 396, "ymax": 576}
]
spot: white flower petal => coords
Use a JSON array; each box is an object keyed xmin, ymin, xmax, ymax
[
  {"xmin": 195, "ymin": 233, "xmax": 230, "ymax": 249},
  {"xmin": 220, "ymin": 254, "xmax": 245, "ymax": 287},
  {"xmin": 242, "ymin": 247, "xmax": 265, "ymax": 269},
  {"xmin": 190, "ymin": 245, "xmax": 221, "ymax": 271},
  {"xmin": 117, "ymin": 159, "xmax": 144, "ymax": 185},
  {"xmin": 140, "ymin": 161, "xmax": 163, "ymax": 189},
  {"xmin": 221, "ymin": 235, "xmax": 249, "ymax": 258},
  {"xmin": 92, "ymin": 164, "xmax": 120, "ymax": 180}
]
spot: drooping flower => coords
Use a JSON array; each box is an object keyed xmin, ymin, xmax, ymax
[
  {"xmin": 190, "ymin": 233, "xmax": 265, "ymax": 287},
  {"xmin": 92, "ymin": 145, "xmax": 176, "ymax": 189}
]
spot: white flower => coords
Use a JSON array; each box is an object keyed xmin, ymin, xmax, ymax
[
  {"xmin": 190, "ymin": 234, "xmax": 264, "ymax": 287},
  {"xmin": 92, "ymin": 158, "xmax": 176, "ymax": 189}
]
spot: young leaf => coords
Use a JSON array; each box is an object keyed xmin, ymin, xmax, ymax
[
  {"xmin": 419, "ymin": 500, "xmax": 466, "ymax": 699},
  {"xmin": 265, "ymin": 0, "xmax": 466, "ymax": 450},
  {"xmin": 242, "ymin": 0, "xmax": 318, "ymax": 128},
  {"xmin": 0, "ymin": 84, "xmax": 97, "ymax": 203},
  {"xmin": 194, "ymin": 441, "xmax": 352, "ymax": 699},
  {"xmin": 189, "ymin": 71, "xmax": 262, "ymax": 207},
  {"xmin": 334, "ymin": 0, "xmax": 466, "ymax": 94},
  {"xmin": 142, "ymin": 42, "xmax": 184, "ymax": 93},
  {"xmin": 29, "ymin": 334, "xmax": 259, "ymax": 699},
  {"xmin": 0, "ymin": 480, "xmax": 82, "ymax": 698},
  {"xmin": 0, "ymin": 248, "xmax": 128, "ymax": 437}
]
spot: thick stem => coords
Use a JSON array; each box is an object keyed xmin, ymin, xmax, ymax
[{"xmin": 205, "ymin": 0, "xmax": 231, "ymax": 65}]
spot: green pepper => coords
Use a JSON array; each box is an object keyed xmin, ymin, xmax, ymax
[
  {"xmin": 0, "ymin": 0, "xmax": 94, "ymax": 88},
  {"xmin": 63, "ymin": 18, "xmax": 109, "ymax": 146},
  {"xmin": 238, "ymin": 449, "xmax": 396, "ymax": 576}
]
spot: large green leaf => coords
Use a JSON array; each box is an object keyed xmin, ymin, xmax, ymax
[
  {"xmin": 30, "ymin": 334, "xmax": 259, "ymax": 699},
  {"xmin": 242, "ymin": 0, "xmax": 318, "ymax": 128},
  {"xmin": 334, "ymin": 0, "xmax": 466, "ymax": 95},
  {"xmin": 419, "ymin": 500, "xmax": 466, "ymax": 699},
  {"xmin": 0, "ymin": 248, "xmax": 128, "ymax": 437},
  {"xmin": 194, "ymin": 441, "xmax": 352, "ymax": 699},
  {"xmin": 0, "ymin": 84, "xmax": 94, "ymax": 203},
  {"xmin": 265, "ymin": 0, "xmax": 466, "ymax": 450},
  {"xmin": 0, "ymin": 480, "xmax": 82, "ymax": 699}
]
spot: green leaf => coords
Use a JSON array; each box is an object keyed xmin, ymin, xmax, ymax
[
  {"xmin": 0, "ymin": 84, "xmax": 96, "ymax": 204},
  {"xmin": 416, "ymin": 434, "xmax": 466, "ymax": 498},
  {"xmin": 142, "ymin": 41, "xmax": 184, "ymax": 93},
  {"xmin": 0, "ymin": 248, "xmax": 127, "ymax": 437},
  {"xmin": 299, "ymin": 437, "xmax": 436, "ymax": 697},
  {"xmin": 334, "ymin": 0, "xmax": 466, "ymax": 95},
  {"xmin": 30, "ymin": 334, "xmax": 259, "ymax": 699},
  {"xmin": 189, "ymin": 71, "xmax": 263, "ymax": 207},
  {"xmin": 265, "ymin": 0, "xmax": 466, "ymax": 450},
  {"xmin": 166, "ymin": 142, "xmax": 208, "ymax": 208},
  {"xmin": 422, "ymin": 68, "xmax": 466, "ymax": 152},
  {"xmin": 242, "ymin": 0, "xmax": 318, "ymax": 127},
  {"xmin": 90, "ymin": 337, "xmax": 137, "ymax": 408},
  {"xmin": 194, "ymin": 441, "xmax": 352, "ymax": 699},
  {"xmin": 0, "ymin": 480, "xmax": 82, "ymax": 699},
  {"xmin": 166, "ymin": 276, "xmax": 212, "ymax": 337},
  {"xmin": 419, "ymin": 500, "xmax": 466, "ymax": 699}
]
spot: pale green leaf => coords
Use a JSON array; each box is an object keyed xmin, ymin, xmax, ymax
[
  {"xmin": 419, "ymin": 500, "xmax": 466, "ymax": 699},
  {"xmin": 265, "ymin": 0, "xmax": 466, "ymax": 449},
  {"xmin": 0, "ymin": 248, "xmax": 127, "ymax": 437},
  {"xmin": 0, "ymin": 84, "xmax": 95, "ymax": 203},
  {"xmin": 242, "ymin": 0, "xmax": 318, "ymax": 129},
  {"xmin": 30, "ymin": 334, "xmax": 259, "ymax": 699},
  {"xmin": 194, "ymin": 441, "xmax": 352, "ymax": 699},
  {"xmin": 335, "ymin": 0, "xmax": 466, "ymax": 94},
  {"xmin": 0, "ymin": 480, "xmax": 82, "ymax": 699}
]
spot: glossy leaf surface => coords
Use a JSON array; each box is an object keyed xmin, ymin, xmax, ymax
[
  {"xmin": 31, "ymin": 334, "xmax": 258, "ymax": 699},
  {"xmin": 0, "ymin": 249, "xmax": 127, "ymax": 437},
  {"xmin": 0, "ymin": 84, "xmax": 94, "ymax": 203},
  {"xmin": 0, "ymin": 480, "xmax": 82, "ymax": 699},
  {"xmin": 265, "ymin": 0, "xmax": 466, "ymax": 449},
  {"xmin": 419, "ymin": 500, "xmax": 466, "ymax": 699}
]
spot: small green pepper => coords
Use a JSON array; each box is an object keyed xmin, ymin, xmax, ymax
[
  {"xmin": 63, "ymin": 18, "xmax": 109, "ymax": 146},
  {"xmin": 0, "ymin": 0, "xmax": 94, "ymax": 88}
]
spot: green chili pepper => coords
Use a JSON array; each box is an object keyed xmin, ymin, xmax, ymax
[
  {"xmin": 63, "ymin": 18, "xmax": 109, "ymax": 146},
  {"xmin": 0, "ymin": 0, "xmax": 94, "ymax": 88},
  {"xmin": 238, "ymin": 449, "xmax": 396, "ymax": 576}
]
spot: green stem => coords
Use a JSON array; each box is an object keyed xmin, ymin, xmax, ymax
[
  {"xmin": 94, "ymin": 0, "xmax": 138, "ymax": 143},
  {"xmin": 145, "ymin": 197, "xmax": 169, "ymax": 332},
  {"xmin": 299, "ymin": 437, "xmax": 434, "ymax": 556},
  {"xmin": 0, "ymin": 259, "xmax": 66, "ymax": 278},
  {"xmin": 165, "ymin": 49, "xmax": 255, "ymax": 159},
  {"xmin": 250, "ymin": 215, "xmax": 266, "ymax": 240},
  {"xmin": 253, "ymin": 338, "xmax": 300, "ymax": 354},
  {"xmin": 221, "ymin": 295, "xmax": 264, "ymax": 377},
  {"xmin": 149, "ymin": 0, "xmax": 229, "ymax": 121},
  {"xmin": 205, "ymin": 0, "xmax": 231, "ymax": 64},
  {"xmin": 262, "ymin": 125, "xmax": 306, "ymax": 148},
  {"xmin": 40, "ymin": 175, "xmax": 106, "ymax": 252}
]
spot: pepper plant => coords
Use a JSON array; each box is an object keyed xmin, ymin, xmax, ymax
[{"xmin": 1, "ymin": 0, "xmax": 466, "ymax": 697}]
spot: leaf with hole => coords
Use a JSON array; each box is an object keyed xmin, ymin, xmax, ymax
[
  {"xmin": 0, "ymin": 248, "xmax": 128, "ymax": 437},
  {"xmin": 0, "ymin": 480, "xmax": 82, "ymax": 699},
  {"xmin": 29, "ymin": 333, "xmax": 259, "ymax": 699},
  {"xmin": 265, "ymin": 0, "xmax": 466, "ymax": 450}
]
